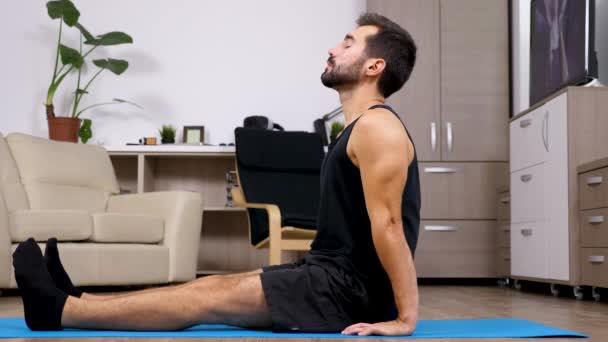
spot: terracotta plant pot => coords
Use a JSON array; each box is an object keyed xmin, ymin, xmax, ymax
[{"xmin": 48, "ymin": 117, "xmax": 81, "ymax": 143}]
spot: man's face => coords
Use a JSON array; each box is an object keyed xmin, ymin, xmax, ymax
[{"xmin": 321, "ymin": 25, "xmax": 379, "ymax": 90}]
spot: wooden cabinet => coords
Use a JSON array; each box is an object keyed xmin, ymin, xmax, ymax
[
  {"xmin": 509, "ymin": 87, "xmax": 608, "ymax": 286},
  {"xmin": 496, "ymin": 189, "xmax": 511, "ymax": 277},
  {"xmin": 368, "ymin": 0, "xmax": 509, "ymax": 278},
  {"xmin": 368, "ymin": 0, "xmax": 508, "ymax": 162}
]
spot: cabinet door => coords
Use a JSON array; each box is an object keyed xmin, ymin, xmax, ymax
[
  {"xmin": 367, "ymin": 0, "xmax": 441, "ymax": 161},
  {"xmin": 420, "ymin": 162, "xmax": 507, "ymax": 219},
  {"xmin": 511, "ymin": 221, "xmax": 548, "ymax": 279},
  {"xmin": 440, "ymin": 0, "xmax": 509, "ymax": 161}
]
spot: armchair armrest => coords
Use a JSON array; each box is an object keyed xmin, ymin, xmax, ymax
[
  {"xmin": 106, "ymin": 191, "xmax": 203, "ymax": 282},
  {"xmin": 0, "ymin": 193, "xmax": 11, "ymax": 287}
]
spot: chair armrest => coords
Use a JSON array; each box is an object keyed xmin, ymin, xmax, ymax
[
  {"xmin": 0, "ymin": 193, "xmax": 12, "ymax": 287},
  {"xmin": 231, "ymin": 187, "xmax": 282, "ymax": 248},
  {"xmin": 106, "ymin": 191, "xmax": 203, "ymax": 282}
]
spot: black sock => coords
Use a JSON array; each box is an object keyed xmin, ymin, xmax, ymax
[
  {"xmin": 12, "ymin": 238, "xmax": 68, "ymax": 331},
  {"xmin": 44, "ymin": 238, "xmax": 82, "ymax": 298}
]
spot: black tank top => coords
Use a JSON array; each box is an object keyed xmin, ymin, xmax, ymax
[{"xmin": 310, "ymin": 104, "xmax": 421, "ymax": 284}]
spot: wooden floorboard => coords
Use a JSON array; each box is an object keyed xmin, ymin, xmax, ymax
[{"xmin": 0, "ymin": 285, "xmax": 606, "ymax": 341}]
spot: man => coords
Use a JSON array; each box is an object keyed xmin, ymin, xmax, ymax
[{"xmin": 13, "ymin": 13, "xmax": 420, "ymax": 336}]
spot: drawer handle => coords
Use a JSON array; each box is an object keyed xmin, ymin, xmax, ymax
[
  {"xmin": 502, "ymin": 227, "xmax": 511, "ymax": 232},
  {"xmin": 520, "ymin": 119, "xmax": 532, "ymax": 128},
  {"xmin": 520, "ymin": 228, "xmax": 533, "ymax": 237},
  {"xmin": 500, "ymin": 196, "xmax": 511, "ymax": 204},
  {"xmin": 588, "ymin": 216, "xmax": 605, "ymax": 224},
  {"xmin": 520, "ymin": 174, "xmax": 533, "ymax": 183},
  {"xmin": 424, "ymin": 167, "xmax": 460, "ymax": 174},
  {"xmin": 504, "ymin": 256, "xmax": 511, "ymax": 261},
  {"xmin": 587, "ymin": 176, "xmax": 603, "ymax": 185},
  {"xmin": 425, "ymin": 225, "xmax": 458, "ymax": 232},
  {"xmin": 589, "ymin": 255, "xmax": 605, "ymax": 264}
]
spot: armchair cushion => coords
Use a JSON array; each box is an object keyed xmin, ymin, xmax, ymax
[
  {"xmin": 91, "ymin": 213, "xmax": 164, "ymax": 243},
  {"xmin": 9, "ymin": 209, "xmax": 92, "ymax": 242}
]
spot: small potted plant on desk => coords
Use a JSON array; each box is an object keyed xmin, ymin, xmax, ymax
[
  {"xmin": 159, "ymin": 125, "xmax": 177, "ymax": 144},
  {"xmin": 330, "ymin": 121, "xmax": 345, "ymax": 143}
]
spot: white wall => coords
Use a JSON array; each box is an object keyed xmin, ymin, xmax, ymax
[
  {"xmin": 0, "ymin": 0, "xmax": 365, "ymax": 145},
  {"xmin": 512, "ymin": 0, "xmax": 531, "ymax": 115}
]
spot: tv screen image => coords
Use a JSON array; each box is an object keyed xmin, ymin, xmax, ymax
[{"xmin": 530, "ymin": 0, "xmax": 586, "ymax": 106}]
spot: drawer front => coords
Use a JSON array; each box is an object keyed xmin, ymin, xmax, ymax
[
  {"xmin": 580, "ymin": 248, "xmax": 608, "ymax": 288},
  {"xmin": 497, "ymin": 247, "xmax": 511, "ymax": 276},
  {"xmin": 511, "ymin": 221, "xmax": 547, "ymax": 279},
  {"xmin": 415, "ymin": 220, "xmax": 497, "ymax": 278},
  {"xmin": 497, "ymin": 191, "xmax": 510, "ymax": 220},
  {"xmin": 420, "ymin": 163, "xmax": 508, "ymax": 220},
  {"xmin": 580, "ymin": 208, "xmax": 608, "ymax": 247},
  {"xmin": 510, "ymin": 106, "xmax": 548, "ymax": 172},
  {"xmin": 497, "ymin": 221, "xmax": 511, "ymax": 247},
  {"xmin": 579, "ymin": 167, "xmax": 608, "ymax": 210},
  {"xmin": 511, "ymin": 163, "xmax": 547, "ymax": 223}
]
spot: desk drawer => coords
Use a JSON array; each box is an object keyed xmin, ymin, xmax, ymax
[
  {"xmin": 511, "ymin": 163, "xmax": 547, "ymax": 223},
  {"xmin": 497, "ymin": 192, "xmax": 510, "ymax": 221},
  {"xmin": 510, "ymin": 107, "xmax": 548, "ymax": 172},
  {"xmin": 579, "ymin": 167, "xmax": 608, "ymax": 210},
  {"xmin": 415, "ymin": 220, "xmax": 497, "ymax": 278},
  {"xmin": 580, "ymin": 248, "xmax": 608, "ymax": 288},
  {"xmin": 497, "ymin": 221, "xmax": 511, "ymax": 247},
  {"xmin": 497, "ymin": 247, "xmax": 511, "ymax": 276},
  {"xmin": 511, "ymin": 221, "xmax": 547, "ymax": 279},
  {"xmin": 580, "ymin": 208, "xmax": 608, "ymax": 247}
]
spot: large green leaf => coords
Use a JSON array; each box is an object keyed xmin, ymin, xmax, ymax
[
  {"xmin": 46, "ymin": 0, "xmax": 79, "ymax": 26},
  {"xmin": 79, "ymin": 119, "xmax": 93, "ymax": 143},
  {"xmin": 93, "ymin": 59, "xmax": 129, "ymax": 75},
  {"xmin": 85, "ymin": 32, "xmax": 133, "ymax": 46},
  {"xmin": 59, "ymin": 44, "xmax": 83, "ymax": 68},
  {"xmin": 75, "ymin": 23, "xmax": 95, "ymax": 41}
]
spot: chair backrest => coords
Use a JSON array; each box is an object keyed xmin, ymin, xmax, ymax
[
  {"xmin": 234, "ymin": 128, "xmax": 324, "ymax": 245},
  {"xmin": 0, "ymin": 133, "xmax": 29, "ymax": 212},
  {"xmin": 5, "ymin": 133, "xmax": 119, "ymax": 213}
]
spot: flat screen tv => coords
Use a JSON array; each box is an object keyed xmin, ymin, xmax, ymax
[{"xmin": 530, "ymin": 0, "xmax": 607, "ymax": 106}]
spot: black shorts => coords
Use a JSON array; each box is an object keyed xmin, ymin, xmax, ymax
[{"xmin": 260, "ymin": 253, "xmax": 392, "ymax": 333}]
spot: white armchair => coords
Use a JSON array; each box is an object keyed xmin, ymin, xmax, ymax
[{"xmin": 0, "ymin": 132, "xmax": 203, "ymax": 288}]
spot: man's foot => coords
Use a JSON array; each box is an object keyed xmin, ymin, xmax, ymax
[
  {"xmin": 13, "ymin": 238, "xmax": 67, "ymax": 331},
  {"xmin": 44, "ymin": 238, "xmax": 82, "ymax": 298}
]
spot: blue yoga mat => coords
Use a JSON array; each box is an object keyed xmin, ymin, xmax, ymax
[{"xmin": 0, "ymin": 318, "xmax": 586, "ymax": 339}]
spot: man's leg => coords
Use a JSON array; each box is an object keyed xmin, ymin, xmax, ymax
[
  {"xmin": 62, "ymin": 271, "xmax": 272, "ymax": 331},
  {"xmin": 80, "ymin": 270, "xmax": 263, "ymax": 301}
]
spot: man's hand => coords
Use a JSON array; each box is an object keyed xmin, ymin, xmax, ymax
[{"xmin": 341, "ymin": 318, "xmax": 416, "ymax": 336}]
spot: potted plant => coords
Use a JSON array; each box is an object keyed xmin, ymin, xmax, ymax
[
  {"xmin": 159, "ymin": 125, "xmax": 177, "ymax": 144},
  {"xmin": 45, "ymin": 0, "xmax": 135, "ymax": 143},
  {"xmin": 330, "ymin": 121, "xmax": 345, "ymax": 143}
]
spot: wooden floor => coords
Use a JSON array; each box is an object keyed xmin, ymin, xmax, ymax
[{"xmin": 0, "ymin": 285, "xmax": 606, "ymax": 341}]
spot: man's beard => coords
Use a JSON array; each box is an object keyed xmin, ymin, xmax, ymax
[{"xmin": 321, "ymin": 56, "xmax": 366, "ymax": 89}]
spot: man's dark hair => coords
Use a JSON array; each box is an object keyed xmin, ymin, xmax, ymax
[{"xmin": 357, "ymin": 13, "xmax": 417, "ymax": 98}]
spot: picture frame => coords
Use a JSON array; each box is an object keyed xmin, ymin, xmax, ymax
[{"xmin": 183, "ymin": 126, "xmax": 205, "ymax": 144}]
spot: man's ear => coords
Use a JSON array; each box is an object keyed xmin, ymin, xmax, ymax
[{"xmin": 366, "ymin": 58, "xmax": 386, "ymax": 77}]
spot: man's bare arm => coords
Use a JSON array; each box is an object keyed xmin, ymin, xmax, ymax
[{"xmin": 342, "ymin": 110, "xmax": 418, "ymax": 336}]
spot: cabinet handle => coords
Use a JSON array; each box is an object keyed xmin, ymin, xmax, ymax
[
  {"xmin": 425, "ymin": 225, "xmax": 458, "ymax": 232},
  {"xmin": 500, "ymin": 196, "xmax": 510, "ymax": 204},
  {"xmin": 519, "ymin": 118, "xmax": 532, "ymax": 128},
  {"xmin": 502, "ymin": 226, "xmax": 511, "ymax": 232},
  {"xmin": 542, "ymin": 111, "xmax": 549, "ymax": 152},
  {"xmin": 431, "ymin": 122, "xmax": 437, "ymax": 152},
  {"xmin": 424, "ymin": 167, "xmax": 460, "ymax": 173},
  {"xmin": 589, "ymin": 255, "xmax": 605, "ymax": 264},
  {"xmin": 587, "ymin": 176, "xmax": 603, "ymax": 185},
  {"xmin": 446, "ymin": 122, "xmax": 453, "ymax": 153},
  {"xmin": 504, "ymin": 256, "xmax": 512, "ymax": 261},
  {"xmin": 520, "ymin": 174, "xmax": 533, "ymax": 182},
  {"xmin": 588, "ymin": 216, "xmax": 605, "ymax": 224},
  {"xmin": 520, "ymin": 228, "xmax": 533, "ymax": 237}
]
